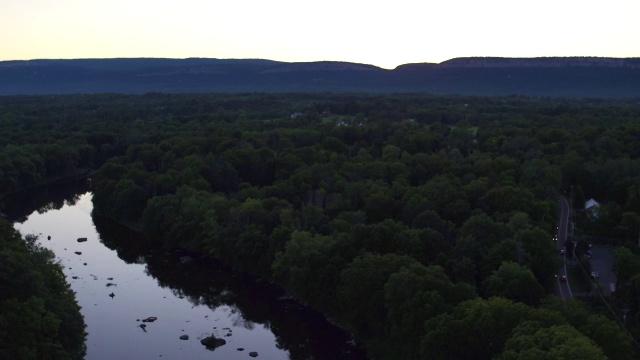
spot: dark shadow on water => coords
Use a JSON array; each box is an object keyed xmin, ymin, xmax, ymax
[
  {"xmin": 92, "ymin": 213, "xmax": 367, "ymax": 360},
  {"xmin": 1, "ymin": 178, "xmax": 90, "ymax": 223}
]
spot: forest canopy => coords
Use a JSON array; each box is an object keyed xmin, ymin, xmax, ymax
[
  {"xmin": 0, "ymin": 220, "xmax": 86, "ymax": 360},
  {"xmin": 2, "ymin": 93, "xmax": 640, "ymax": 359}
]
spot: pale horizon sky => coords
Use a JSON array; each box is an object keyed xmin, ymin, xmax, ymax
[{"xmin": 2, "ymin": 0, "xmax": 639, "ymax": 69}]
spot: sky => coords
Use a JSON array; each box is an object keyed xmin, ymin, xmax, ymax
[{"xmin": 2, "ymin": 0, "xmax": 639, "ymax": 69}]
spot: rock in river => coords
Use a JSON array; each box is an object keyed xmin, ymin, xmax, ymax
[
  {"xmin": 200, "ymin": 335, "xmax": 226, "ymax": 351},
  {"xmin": 142, "ymin": 317, "xmax": 158, "ymax": 323},
  {"xmin": 179, "ymin": 335, "xmax": 189, "ymax": 340},
  {"xmin": 77, "ymin": 237, "xmax": 88, "ymax": 242},
  {"xmin": 249, "ymin": 351, "xmax": 259, "ymax": 357}
]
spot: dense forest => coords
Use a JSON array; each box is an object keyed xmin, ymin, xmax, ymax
[
  {"xmin": 0, "ymin": 220, "xmax": 86, "ymax": 359},
  {"xmin": 2, "ymin": 93, "xmax": 640, "ymax": 359}
]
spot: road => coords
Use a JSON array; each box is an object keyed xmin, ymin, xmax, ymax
[{"xmin": 556, "ymin": 195, "xmax": 574, "ymax": 301}]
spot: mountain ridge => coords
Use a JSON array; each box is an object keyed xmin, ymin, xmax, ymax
[{"xmin": 1, "ymin": 57, "xmax": 639, "ymax": 97}]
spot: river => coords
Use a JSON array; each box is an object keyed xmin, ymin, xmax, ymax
[{"xmin": 7, "ymin": 182, "xmax": 366, "ymax": 360}]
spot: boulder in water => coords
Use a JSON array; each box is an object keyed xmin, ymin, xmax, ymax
[{"xmin": 200, "ymin": 335, "xmax": 226, "ymax": 351}]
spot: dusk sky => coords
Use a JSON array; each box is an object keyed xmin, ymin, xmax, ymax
[{"xmin": 2, "ymin": 0, "xmax": 638, "ymax": 69}]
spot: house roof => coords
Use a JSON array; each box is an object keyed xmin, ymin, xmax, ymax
[{"xmin": 585, "ymin": 198, "xmax": 600, "ymax": 209}]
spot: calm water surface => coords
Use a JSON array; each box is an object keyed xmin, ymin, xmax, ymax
[{"xmin": 12, "ymin": 190, "xmax": 364, "ymax": 360}]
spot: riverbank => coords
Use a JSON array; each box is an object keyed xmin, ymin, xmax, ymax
[
  {"xmin": 14, "ymin": 189, "xmax": 367, "ymax": 359},
  {"xmin": 0, "ymin": 168, "xmax": 93, "ymax": 207},
  {"xmin": 1, "ymin": 177, "xmax": 91, "ymax": 224},
  {"xmin": 0, "ymin": 220, "xmax": 87, "ymax": 359}
]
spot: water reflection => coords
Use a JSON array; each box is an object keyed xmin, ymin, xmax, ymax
[
  {"xmin": 1, "ymin": 178, "xmax": 89, "ymax": 223},
  {"xmin": 93, "ymin": 214, "xmax": 366, "ymax": 360},
  {"xmin": 9, "ymin": 181, "xmax": 366, "ymax": 360}
]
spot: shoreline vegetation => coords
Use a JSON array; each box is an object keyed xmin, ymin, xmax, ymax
[
  {"xmin": 0, "ymin": 221, "xmax": 87, "ymax": 359},
  {"xmin": 3, "ymin": 93, "xmax": 640, "ymax": 359},
  {"xmin": 0, "ymin": 168, "xmax": 92, "ymax": 204}
]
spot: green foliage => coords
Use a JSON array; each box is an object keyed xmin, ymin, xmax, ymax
[
  {"xmin": 421, "ymin": 297, "xmax": 567, "ymax": 360},
  {"xmin": 578, "ymin": 314, "xmax": 636, "ymax": 360},
  {"xmin": 338, "ymin": 253, "xmax": 416, "ymax": 338},
  {"xmin": 142, "ymin": 186, "xmax": 222, "ymax": 250},
  {"xmin": 499, "ymin": 322, "xmax": 606, "ymax": 360},
  {"xmin": 0, "ymin": 297, "xmax": 63, "ymax": 360},
  {"xmin": 272, "ymin": 231, "xmax": 345, "ymax": 310},
  {"xmin": 6, "ymin": 93, "xmax": 640, "ymax": 359},
  {"xmin": 0, "ymin": 221, "xmax": 86, "ymax": 359},
  {"xmin": 509, "ymin": 227, "xmax": 560, "ymax": 290},
  {"xmin": 485, "ymin": 261, "xmax": 546, "ymax": 306},
  {"xmin": 614, "ymin": 246, "xmax": 640, "ymax": 282},
  {"xmin": 384, "ymin": 264, "xmax": 475, "ymax": 359}
]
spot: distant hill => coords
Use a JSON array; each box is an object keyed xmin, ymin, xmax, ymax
[{"xmin": 1, "ymin": 57, "xmax": 639, "ymax": 97}]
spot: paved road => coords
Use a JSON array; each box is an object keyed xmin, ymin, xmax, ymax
[{"xmin": 555, "ymin": 195, "xmax": 574, "ymax": 300}]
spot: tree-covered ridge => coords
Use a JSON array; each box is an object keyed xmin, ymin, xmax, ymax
[
  {"xmin": 2, "ymin": 57, "xmax": 640, "ymax": 97},
  {"xmin": 0, "ymin": 220, "xmax": 86, "ymax": 359},
  {"xmin": 3, "ymin": 93, "xmax": 640, "ymax": 359}
]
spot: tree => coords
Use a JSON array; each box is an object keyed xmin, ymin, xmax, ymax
[
  {"xmin": 457, "ymin": 211, "xmax": 508, "ymax": 250},
  {"xmin": 337, "ymin": 253, "xmax": 419, "ymax": 339},
  {"xmin": 620, "ymin": 212, "xmax": 640, "ymax": 241},
  {"xmin": 384, "ymin": 263, "xmax": 475, "ymax": 359},
  {"xmin": 421, "ymin": 297, "xmax": 564, "ymax": 360},
  {"xmin": 520, "ymin": 159, "xmax": 561, "ymax": 197},
  {"xmin": 578, "ymin": 314, "xmax": 637, "ymax": 360},
  {"xmin": 498, "ymin": 322, "xmax": 607, "ymax": 360},
  {"xmin": 516, "ymin": 227, "xmax": 559, "ymax": 290},
  {"xmin": 484, "ymin": 261, "xmax": 546, "ymax": 306},
  {"xmin": 480, "ymin": 185, "xmax": 536, "ymax": 217},
  {"xmin": 614, "ymin": 247, "xmax": 640, "ymax": 283},
  {"xmin": 0, "ymin": 221, "xmax": 86, "ymax": 359},
  {"xmin": 0, "ymin": 297, "xmax": 63, "ymax": 360},
  {"xmin": 272, "ymin": 231, "xmax": 345, "ymax": 311},
  {"xmin": 113, "ymin": 179, "xmax": 148, "ymax": 221},
  {"xmin": 364, "ymin": 190, "xmax": 400, "ymax": 223},
  {"xmin": 356, "ymin": 219, "xmax": 424, "ymax": 258}
]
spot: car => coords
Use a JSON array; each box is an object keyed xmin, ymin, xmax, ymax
[
  {"xmin": 560, "ymin": 249, "xmax": 566, "ymax": 255},
  {"xmin": 553, "ymin": 234, "xmax": 558, "ymax": 241},
  {"xmin": 560, "ymin": 275, "xmax": 567, "ymax": 282},
  {"xmin": 591, "ymin": 272, "xmax": 599, "ymax": 279}
]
